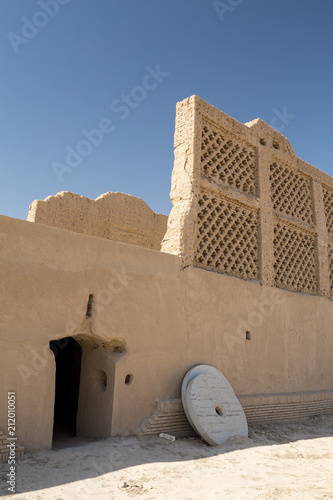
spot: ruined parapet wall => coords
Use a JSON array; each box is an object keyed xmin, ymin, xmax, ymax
[
  {"xmin": 162, "ymin": 95, "xmax": 333, "ymax": 299},
  {"xmin": 28, "ymin": 191, "xmax": 168, "ymax": 251}
]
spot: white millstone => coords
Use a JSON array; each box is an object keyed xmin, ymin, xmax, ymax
[
  {"xmin": 181, "ymin": 365, "xmax": 234, "ymax": 432},
  {"xmin": 184, "ymin": 373, "xmax": 248, "ymax": 446}
]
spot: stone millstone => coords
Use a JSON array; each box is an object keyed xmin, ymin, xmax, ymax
[
  {"xmin": 181, "ymin": 364, "xmax": 234, "ymax": 432},
  {"xmin": 182, "ymin": 368, "xmax": 248, "ymax": 446}
]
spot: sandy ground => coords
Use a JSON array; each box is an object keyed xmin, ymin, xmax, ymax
[{"xmin": 0, "ymin": 414, "xmax": 332, "ymax": 500}]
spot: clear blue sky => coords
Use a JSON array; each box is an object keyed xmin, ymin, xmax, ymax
[{"xmin": 1, "ymin": 0, "xmax": 332, "ymax": 220}]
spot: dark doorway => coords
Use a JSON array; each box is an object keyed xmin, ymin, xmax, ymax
[{"xmin": 50, "ymin": 337, "xmax": 82, "ymax": 446}]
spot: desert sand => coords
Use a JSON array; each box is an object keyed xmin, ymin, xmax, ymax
[{"xmin": 0, "ymin": 414, "xmax": 332, "ymax": 500}]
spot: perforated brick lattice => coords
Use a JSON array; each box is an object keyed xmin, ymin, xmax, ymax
[
  {"xmin": 201, "ymin": 119, "xmax": 257, "ymax": 196},
  {"xmin": 323, "ymin": 187, "xmax": 333, "ymax": 237},
  {"xmin": 270, "ymin": 163, "xmax": 313, "ymax": 225},
  {"xmin": 195, "ymin": 193, "xmax": 259, "ymax": 280},
  {"xmin": 328, "ymin": 242, "xmax": 333, "ymax": 300},
  {"xmin": 273, "ymin": 220, "xmax": 317, "ymax": 293}
]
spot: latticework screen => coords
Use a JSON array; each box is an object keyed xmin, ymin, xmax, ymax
[
  {"xmin": 270, "ymin": 162, "xmax": 314, "ymax": 226},
  {"xmin": 163, "ymin": 96, "xmax": 333, "ymax": 300},
  {"xmin": 201, "ymin": 119, "xmax": 258, "ymax": 196},
  {"xmin": 269, "ymin": 161, "xmax": 317, "ymax": 294},
  {"xmin": 195, "ymin": 192, "xmax": 259, "ymax": 280},
  {"xmin": 323, "ymin": 186, "xmax": 333, "ymax": 237},
  {"xmin": 328, "ymin": 242, "xmax": 333, "ymax": 300},
  {"xmin": 273, "ymin": 220, "xmax": 317, "ymax": 294}
]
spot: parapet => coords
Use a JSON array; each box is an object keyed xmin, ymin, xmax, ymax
[
  {"xmin": 162, "ymin": 95, "xmax": 333, "ymax": 299},
  {"xmin": 28, "ymin": 191, "xmax": 168, "ymax": 251}
]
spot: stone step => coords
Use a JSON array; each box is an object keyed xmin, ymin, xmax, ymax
[
  {"xmin": 0, "ymin": 430, "xmax": 25, "ymax": 462},
  {"xmin": 0, "ymin": 451, "xmax": 24, "ymax": 462},
  {"xmin": 0, "ymin": 444, "xmax": 24, "ymax": 452}
]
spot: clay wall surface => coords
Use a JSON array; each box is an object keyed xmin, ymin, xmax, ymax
[
  {"xmin": 1, "ymin": 215, "xmax": 332, "ymax": 450},
  {"xmin": 28, "ymin": 191, "xmax": 168, "ymax": 251},
  {"xmin": 162, "ymin": 96, "xmax": 333, "ymax": 300},
  {"xmin": 1, "ymin": 96, "xmax": 333, "ymax": 452}
]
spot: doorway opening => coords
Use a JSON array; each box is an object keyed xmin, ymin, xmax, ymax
[{"xmin": 50, "ymin": 337, "xmax": 82, "ymax": 447}]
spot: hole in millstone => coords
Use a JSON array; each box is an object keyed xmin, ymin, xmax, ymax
[
  {"xmin": 215, "ymin": 405, "xmax": 223, "ymax": 416},
  {"xmin": 86, "ymin": 294, "xmax": 94, "ymax": 318},
  {"xmin": 125, "ymin": 374, "xmax": 133, "ymax": 385}
]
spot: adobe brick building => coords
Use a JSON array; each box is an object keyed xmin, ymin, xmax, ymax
[{"xmin": 1, "ymin": 96, "xmax": 332, "ymax": 452}]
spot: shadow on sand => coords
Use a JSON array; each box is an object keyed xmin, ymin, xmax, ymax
[{"xmin": 0, "ymin": 414, "xmax": 332, "ymax": 497}]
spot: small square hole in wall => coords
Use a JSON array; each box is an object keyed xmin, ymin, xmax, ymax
[
  {"xmin": 260, "ymin": 138, "xmax": 266, "ymax": 146},
  {"xmin": 246, "ymin": 331, "xmax": 251, "ymax": 341}
]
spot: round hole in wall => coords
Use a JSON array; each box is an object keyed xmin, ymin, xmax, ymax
[
  {"xmin": 97, "ymin": 370, "xmax": 107, "ymax": 391},
  {"xmin": 215, "ymin": 405, "xmax": 223, "ymax": 416},
  {"xmin": 125, "ymin": 374, "xmax": 133, "ymax": 385}
]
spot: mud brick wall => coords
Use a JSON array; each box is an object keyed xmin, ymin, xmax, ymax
[
  {"xmin": 162, "ymin": 95, "xmax": 333, "ymax": 299},
  {"xmin": 28, "ymin": 191, "xmax": 168, "ymax": 251}
]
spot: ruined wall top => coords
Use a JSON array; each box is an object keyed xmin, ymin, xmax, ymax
[
  {"xmin": 28, "ymin": 191, "xmax": 168, "ymax": 251},
  {"xmin": 161, "ymin": 95, "xmax": 333, "ymax": 299}
]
